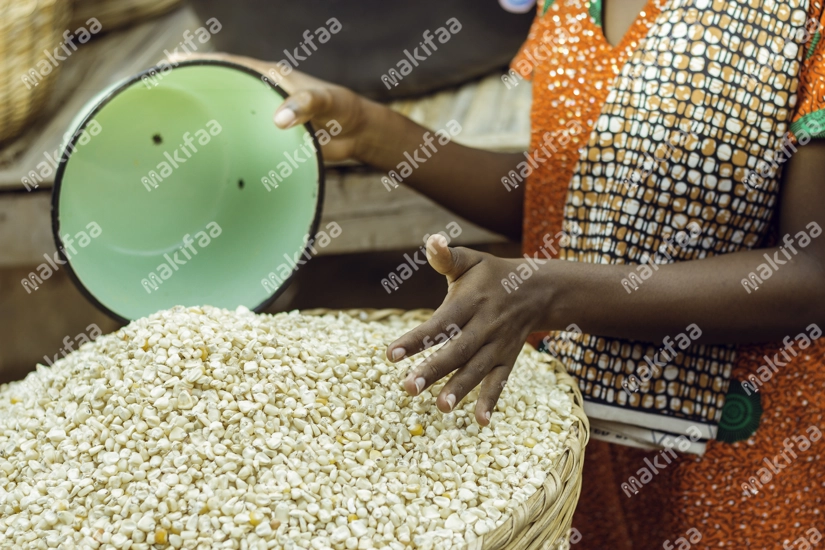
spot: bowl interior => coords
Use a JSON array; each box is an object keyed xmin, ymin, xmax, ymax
[{"xmin": 55, "ymin": 63, "xmax": 321, "ymax": 321}]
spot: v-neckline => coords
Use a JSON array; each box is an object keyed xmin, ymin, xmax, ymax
[{"xmin": 594, "ymin": 0, "xmax": 660, "ymax": 53}]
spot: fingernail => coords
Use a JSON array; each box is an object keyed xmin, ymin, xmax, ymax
[
  {"xmin": 391, "ymin": 347, "xmax": 406, "ymax": 361},
  {"xmin": 445, "ymin": 394, "xmax": 456, "ymax": 411},
  {"xmin": 274, "ymin": 108, "xmax": 296, "ymax": 128},
  {"xmin": 485, "ymin": 411, "xmax": 491, "ymax": 422},
  {"xmin": 414, "ymin": 377, "xmax": 425, "ymax": 394}
]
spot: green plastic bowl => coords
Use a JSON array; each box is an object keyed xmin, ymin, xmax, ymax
[{"xmin": 51, "ymin": 60, "xmax": 324, "ymax": 322}]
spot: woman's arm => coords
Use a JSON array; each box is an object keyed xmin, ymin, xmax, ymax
[
  {"xmin": 388, "ymin": 140, "xmax": 825, "ymax": 423},
  {"xmin": 170, "ymin": 52, "xmax": 526, "ymax": 239},
  {"xmin": 543, "ymin": 140, "xmax": 825, "ymax": 343},
  {"xmin": 354, "ymin": 102, "xmax": 525, "ymax": 240}
]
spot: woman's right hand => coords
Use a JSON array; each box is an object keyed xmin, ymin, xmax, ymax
[{"xmin": 169, "ymin": 52, "xmax": 377, "ymax": 163}]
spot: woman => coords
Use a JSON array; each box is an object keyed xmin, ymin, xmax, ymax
[{"xmin": 178, "ymin": 0, "xmax": 825, "ymax": 546}]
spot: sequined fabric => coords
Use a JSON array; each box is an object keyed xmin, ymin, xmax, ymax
[
  {"xmin": 513, "ymin": 0, "xmax": 825, "ymax": 546},
  {"xmin": 515, "ymin": 0, "xmax": 825, "ymax": 445}
]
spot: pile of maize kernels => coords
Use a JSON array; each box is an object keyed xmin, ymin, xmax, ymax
[{"xmin": 0, "ymin": 306, "xmax": 574, "ymax": 549}]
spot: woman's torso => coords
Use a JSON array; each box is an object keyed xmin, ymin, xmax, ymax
[{"xmin": 512, "ymin": 0, "xmax": 825, "ymax": 446}]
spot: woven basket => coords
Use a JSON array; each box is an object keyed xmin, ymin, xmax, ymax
[
  {"xmin": 0, "ymin": 0, "xmax": 71, "ymax": 144},
  {"xmin": 70, "ymin": 0, "xmax": 182, "ymax": 33},
  {"xmin": 302, "ymin": 308, "xmax": 590, "ymax": 550}
]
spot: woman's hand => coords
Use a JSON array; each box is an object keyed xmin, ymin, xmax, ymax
[
  {"xmin": 168, "ymin": 52, "xmax": 528, "ymax": 238},
  {"xmin": 387, "ymin": 235, "xmax": 551, "ymax": 426},
  {"xmin": 168, "ymin": 52, "xmax": 374, "ymax": 163}
]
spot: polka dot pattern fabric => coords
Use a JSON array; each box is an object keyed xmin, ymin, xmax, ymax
[
  {"xmin": 517, "ymin": 0, "xmax": 823, "ymax": 441},
  {"xmin": 513, "ymin": 0, "xmax": 825, "ymax": 546}
]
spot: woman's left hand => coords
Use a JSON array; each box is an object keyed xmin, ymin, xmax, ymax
[{"xmin": 387, "ymin": 235, "xmax": 550, "ymax": 426}]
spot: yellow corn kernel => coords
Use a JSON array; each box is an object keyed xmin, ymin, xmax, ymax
[
  {"xmin": 154, "ymin": 529, "xmax": 168, "ymax": 545},
  {"xmin": 348, "ymin": 514, "xmax": 358, "ymax": 522},
  {"xmin": 550, "ymin": 424, "xmax": 563, "ymax": 434},
  {"xmin": 249, "ymin": 510, "xmax": 264, "ymax": 526},
  {"xmin": 316, "ymin": 397, "xmax": 328, "ymax": 405},
  {"xmin": 524, "ymin": 437, "xmax": 537, "ymax": 448},
  {"xmin": 409, "ymin": 424, "xmax": 424, "ymax": 436},
  {"xmin": 10, "ymin": 397, "xmax": 19, "ymax": 404}
]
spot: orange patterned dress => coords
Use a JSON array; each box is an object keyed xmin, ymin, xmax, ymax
[{"xmin": 513, "ymin": 0, "xmax": 825, "ymax": 547}]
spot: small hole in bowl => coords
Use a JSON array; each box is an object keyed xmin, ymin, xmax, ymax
[
  {"xmin": 152, "ymin": 134, "xmax": 163, "ymax": 145},
  {"xmin": 238, "ymin": 179, "xmax": 245, "ymax": 189}
]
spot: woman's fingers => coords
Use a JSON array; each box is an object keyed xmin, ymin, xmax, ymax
[
  {"xmin": 399, "ymin": 322, "xmax": 478, "ymax": 396},
  {"xmin": 274, "ymin": 88, "xmax": 335, "ymax": 129},
  {"xmin": 475, "ymin": 364, "xmax": 514, "ymax": 426},
  {"xmin": 387, "ymin": 238, "xmax": 483, "ymax": 362},
  {"xmin": 425, "ymin": 235, "xmax": 482, "ymax": 283},
  {"xmin": 435, "ymin": 343, "xmax": 498, "ymax": 412},
  {"xmin": 387, "ymin": 295, "xmax": 471, "ymax": 362}
]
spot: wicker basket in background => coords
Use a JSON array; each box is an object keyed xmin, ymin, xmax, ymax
[
  {"xmin": 302, "ymin": 309, "xmax": 590, "ymax": 550},
  {"xmin": 0, "ymin": 0, "xmax": 71, "ymax": 144},
  {"xmin": 69, "ymin": 0, "xmax": 182, "ymax": 33}
]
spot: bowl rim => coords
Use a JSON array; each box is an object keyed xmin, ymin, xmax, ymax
[{"xmin": 50, "ymin": 58, "xmax": 326, "ymax": 323}]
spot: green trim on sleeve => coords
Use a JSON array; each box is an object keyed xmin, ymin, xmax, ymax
[
  {"xmin": 806, "ymin": 31, "xmax": 821, "ymax": 60},
  {"xmin": 791, "ymin": 109, "xmax": 825, "ymax": 139},
  {"xmin": 589, "ymin": 0, "xmax": 603, "ymax": 27},
  {"xmin": 541, "ymin": 0, "xmax": 556, "ymax": 16}
]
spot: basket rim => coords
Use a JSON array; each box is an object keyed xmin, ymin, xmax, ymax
[{"xmin": 300, "ymin": 308, "xmax": 590, "ymax": 550}]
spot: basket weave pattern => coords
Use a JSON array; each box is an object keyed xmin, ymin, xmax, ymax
[
  {"xmin": 0, "ymin": 0, "xmax": 71, "ymax": 144},
  {"xmin": 70, "ymin": 0, "xmax": 183, "ymax": 32},
  {"xmin": 302, "ymin": 308, "xmax": 589, "ymax": 550}
]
